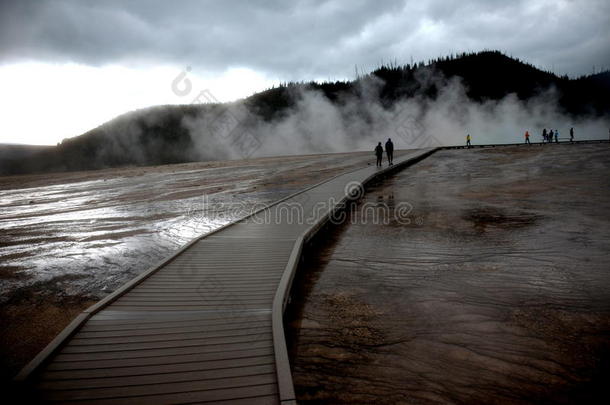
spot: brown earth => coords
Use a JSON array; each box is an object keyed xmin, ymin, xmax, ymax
[{"xmin": 288, "ymin": 144, "xmax": 610, "ymax": 404}]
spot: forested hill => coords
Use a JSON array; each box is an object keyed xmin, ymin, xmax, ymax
[
  {"xmin": 247, "ymin": 51, "xmax": 609, "ymax": 120},
  {"xmin": 2, "ymin": 51, "xmax": 608, "ymax": 175}
]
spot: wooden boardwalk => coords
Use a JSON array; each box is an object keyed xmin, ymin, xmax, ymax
[{"xmin": 16, "ymin": 148, "xmax": 437, "ymax": 404}]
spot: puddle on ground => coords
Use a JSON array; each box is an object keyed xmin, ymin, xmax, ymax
[{"xmin": 463, "ymin": 206, "xmax": 542, "ymax": 232}]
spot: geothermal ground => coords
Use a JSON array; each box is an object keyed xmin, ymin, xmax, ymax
[
  {"xmin": 2, "ymin": 143, "xmax": 609, "ymax": 404},
  {"xmin": 287, "ymin": 143, "xmax": 610, "ymax": 404},
  {"xmin": 0, "ymin": 151, "xmax": 374, "ymax": 381}
]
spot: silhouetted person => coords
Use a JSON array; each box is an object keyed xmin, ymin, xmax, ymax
[
  {"xmin": 549, "ymin": 129, "xmax": 554, "ymax": 144},
  {"xmin": 570, "ymin": 127, "xmax": 574, "ymax": 142},
  {"xmin": 525, "ymin": 130, "xmax": 531, "ymax": 145},
  {"xmin": 375, "ymin": 142, "xmax": 383, "ymax": 167},
  {"xmin": 555, "ymin": 129, "xmax": 559, "ymax": 143},
  {"xmin": 542, "ymin": 128, "xmax": 547, "ymax": 143},
  {"xmin": 385, "ymin": 138, "xmax": 394, "ymax": 165},
  {"xmin": 466, "ymin": 134, "xmax": 471, "ymax": 148}
]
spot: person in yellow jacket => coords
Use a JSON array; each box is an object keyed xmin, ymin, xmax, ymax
[{"xmin": 466, "ymin": 134, "xmax": 471, "ymax": 148}]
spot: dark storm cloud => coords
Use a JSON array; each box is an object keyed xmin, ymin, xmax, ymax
[{"xmin": 1, "ymin": 0, "xmax": 609, "ymax": 78}]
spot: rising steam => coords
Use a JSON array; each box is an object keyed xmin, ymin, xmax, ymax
[{"xmin": 182, "ymin": 69, "xmax": 610, "ymax": 161}]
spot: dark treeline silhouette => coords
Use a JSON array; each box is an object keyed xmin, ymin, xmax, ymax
[
  {"xmin": 0, "ymin": 144, "xmax": 52, "ymax": 161},
  {"xmin": 249, "ymin": 51, "xmax": 610, "ymax": 120},
  {"xmin": 1, "ymin": 51, "xmax": 609, "ymax": 175}
]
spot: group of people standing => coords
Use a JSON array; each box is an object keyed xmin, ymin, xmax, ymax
[
  {"xmin": 537, "ymin": 127, "xmax": 574, "ymax": 144},
  {"xmin": 380, "ymin": 126, "xmax": 587, "ymax": 164},
  {"xmin": 374, "ymin": 138, "xmax": 394, "ymax": 166},
  {"xmin": 465, "ymin": 128, "xmax": 577, "ymax": 147}
]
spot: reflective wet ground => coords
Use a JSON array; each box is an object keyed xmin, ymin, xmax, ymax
[
  {"xmin": 0, "ymin": 151, "xmax": 374, "ymax": 380},
  {"xmin": 288, "ymin": 144, "xmax": 610, "ymax": 404},
  {"xmin": 0, "ymin": 152, "xmax": 373, "ymax": 300}
]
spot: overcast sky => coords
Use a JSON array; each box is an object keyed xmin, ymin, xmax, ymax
[{"xmin": 1, "ymin": 0, "xmax": 609, "ymax": 145}]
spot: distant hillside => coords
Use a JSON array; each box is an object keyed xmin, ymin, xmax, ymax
[
  {"xmin": 0, "ymin": 144, "xmax": 53, "ymax": 169},
  {"xmin": 246, "ymin": 51, "xmax": 610, "ymax": 120},
  {"xmin": 2, "ymin": 51, "xmax": 609, "ymax": 175}
]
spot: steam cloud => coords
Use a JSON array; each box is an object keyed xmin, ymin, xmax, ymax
[{"xmin": 183, "ymin": 69, "xmax": 610, "ymax": 161}]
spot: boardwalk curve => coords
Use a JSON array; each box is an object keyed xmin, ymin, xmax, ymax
[{"xmin": 13, "ymin": 148, "xmax": 444, "ymax": 404}]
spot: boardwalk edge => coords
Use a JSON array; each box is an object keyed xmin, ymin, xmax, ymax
[{"xmin": 271, "ymin": 147, "xmax": 440, "ymax": 402}]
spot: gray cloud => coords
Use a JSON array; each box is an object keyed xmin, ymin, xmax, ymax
[{"xmin": 1, "ymin": 0, "xmax": 609, "ymax": 78}]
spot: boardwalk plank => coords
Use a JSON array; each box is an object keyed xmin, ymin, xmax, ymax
[
  {"xmin": 41, "ymin": 384, "xmax": 278, "ymax": 405},
  {"xmin": 41, "ymin": 373, "xmax": 277, "ymax": 401},
  {"xmin": 38, "ymin": 364, "xmax": 276, "ymax": 390},
  {"xmin": 60, "ymin": 333, "xmax": 272, "ymax": 354},
  {"xmin": 77, "ymin": 320, "xmax": 271, "ymax": 337},
  {"xmin": 69, "ymin": 326, "xmax": 271, "ymax": 345},
  {"xmin": 53, "ymin": 341, "xmax": 273, "ymax": 363},
  {"xmin": 46, "ymin": 349, "xmax": 275, "ymax": 375}
]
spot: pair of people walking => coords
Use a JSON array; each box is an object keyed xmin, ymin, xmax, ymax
[{"xmin": 375, "ymin": 138, "xmax": 394, "ymax": 167}]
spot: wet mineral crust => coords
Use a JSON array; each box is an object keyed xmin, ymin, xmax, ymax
[{"xmin": 288, "ymin": 144, "xmax": 610, "ymax": 404}]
